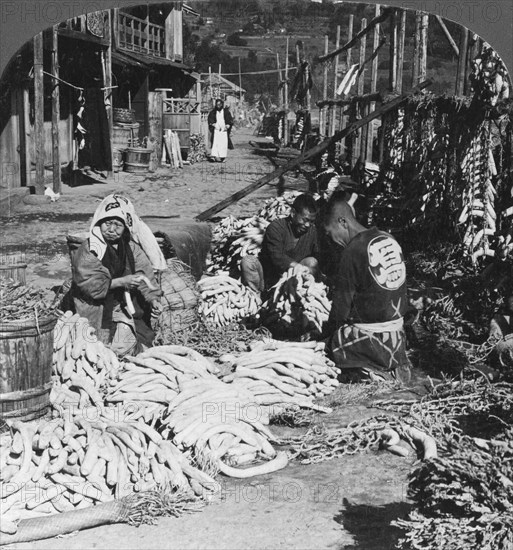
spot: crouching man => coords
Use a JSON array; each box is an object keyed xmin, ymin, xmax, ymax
[
  {"xmin": 323, "ymin": 198, "xmax": 411, "ymax": 383},
  {"xmin": 241, "ymin": 194, "xmax": 320, "ymax": 293}
]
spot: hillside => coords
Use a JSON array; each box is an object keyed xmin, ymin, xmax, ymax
[{"xmin": 185, "ymin": 0, "xmax": 464, "ymax": 101}]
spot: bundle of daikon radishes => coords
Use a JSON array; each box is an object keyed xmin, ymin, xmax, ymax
[
  {"xmin": 219, "ymin": 339, "xmax": 339, "ymax": 412},
  {"xmin": 104, "ymin": 345, "xmax": 288, "ymax": 478},
  {"xmin": 207, "ymin": 216, "xmax": 268, "ymax": 275},
  {"xmin": 197, "ymin": 274, "xmax": 261, "ymax": 326},
  {"xmin": 256, "ymin": 191, "xmax": 301, "ymax": 221},
  {"xmin": 0, "ymin": 409, "xmax": 218, "ymax": 535},
  {"xmin": 51, "ymin": 311, "xmax": 121, "ymax": 410},
  {"xmin": 260, "ymin": 265, "xmax": 332, "ymax": 335}
]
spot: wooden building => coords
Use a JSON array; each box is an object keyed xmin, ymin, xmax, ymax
[{"xmin": 0, "ymin": 1, "xmax": 200, "ymax": 192}]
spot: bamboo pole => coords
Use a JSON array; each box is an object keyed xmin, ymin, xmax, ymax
[
  {"xmin": 196, "ymin": 80, "xmax": 432, "ymax": 221},
  {"xmin": 358, "ymin": 19, "xmax": 367, "ymax": 96},
  {"xmin": 455, "ymin": 28, "xmax": 468, "ymax": 96},
  {"xmin": 34, "ymin": 32, "xmax": 45, "ymax": 194},
  {"xmin": 397, "ymin": 9, "xmax": 406, "ymax": 92},
  {"xmin": 368, "ymin": 4, "xmax": 380, "ymax": 160},
  {"xmin": 51, "ymin": 25, "xmax": 61, "ymax": 193},
  {"xmin": 389, "ymin": 9, "xmax": 398, "ymax": 92},
  {"xmin": 329, "ymin": 25, "xmax": 341, "ymax": 136},
  {"xmin": 321, "ymin": 35, "xmax": 329, "ymax": 138},
  {"xmin": 103, "ymin": 10, "xmax": 113, "ymax": 176}
]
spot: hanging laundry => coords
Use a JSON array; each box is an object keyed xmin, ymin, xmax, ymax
[{"xmin": 76, "ymin": 88, "xmax": 112, "ymax": 172}]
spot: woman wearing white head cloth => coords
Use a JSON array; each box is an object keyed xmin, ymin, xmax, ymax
[{"xmin": 71, "ymin": 194, "xmax": 165, "ymax": 356}]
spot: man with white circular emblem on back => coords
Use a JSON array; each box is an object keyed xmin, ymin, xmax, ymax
[{"xmin": 323, "ymin": 197, "xmax": 411, "ymax": 384}]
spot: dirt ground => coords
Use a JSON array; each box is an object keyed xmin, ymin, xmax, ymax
[{"xmin": 1, "ymin": 127, "xmax": 417, "ymax": 549}]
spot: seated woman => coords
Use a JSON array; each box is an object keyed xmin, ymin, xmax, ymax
[{"xmin": 71, "ymin": 194, "xmax": 165, "ymax": 356}]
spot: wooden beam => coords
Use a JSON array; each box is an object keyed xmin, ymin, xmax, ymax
[
  {"xmin": 342, "ymin": 15, "xmax": 354, "ymax": 134},
  {"xmin": 434, "ymin": 15, "xmax": 459, "ymax": 57},
  {"xmin": 455, "ymin": 27, "xmax": 468, "ymax": 96},
  {"xmin": 329, "ymin": 25, "xmax": 341, "ymax": 136},
  {"xmin": 58, "ymin": 28, "xmax": 109, "ymax": 47},
  {"xmin": 368, "ymin": 4, "xmax": 380, "ymax": 160},
  {"xmin": 396, "ymin": 9, "xmax": 406, "ymax": 92},
  {"xmin": 389, "ymin": 9, "xmax": 398, "ymax": 92},
  {"xmin": 321, "ymin": 35, "xmax": 329, "ymax": 138},
  {"xmin": 276, "ymin": 52, "xmax": 282, "ymax": 109},
  {"xmin": 51, "ymin": 25, "xmax": 60, "ymax": 193},
  {"xmin": 318, "ymin": 7, "xmax": 392, "ymax": 63},
  {"xmin": 196, "ymin": 80, "xmax": 432, "ymax": 221},
  {"xmin": 317, "ymin": 92, "xmax": 381, "ymax": 108},
  {"xmin": 34, "ymin": 32, "xmax": 45, "ymax": 194},
  {"xmin": 113, "ymin": 8, "xmax": 119, "ymax": 50},
  {"xmin": 103, "ymin": 10, "xmax": 113, "ymax": 165}
]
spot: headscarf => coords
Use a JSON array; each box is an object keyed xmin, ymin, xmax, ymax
[{"xmin": 88, "ymin": 194, "xmax": 167, "ymax": 271}]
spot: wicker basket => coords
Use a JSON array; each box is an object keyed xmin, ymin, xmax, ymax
[
  {"xmin": 155, "ymin": 259, "xmax": 200, "ymax": 335},
  {"xmin": 113, "ymin": 108, "xmax": 136, "ymax": 124}
]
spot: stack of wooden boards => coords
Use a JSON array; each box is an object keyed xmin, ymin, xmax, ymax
[{"xmin": 162, "ymin": 130, "xmax": 183, "ymax": 169}]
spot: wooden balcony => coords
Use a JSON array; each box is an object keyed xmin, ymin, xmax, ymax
[
  {"xmin": 115, "ymin": 11, "xmax": 166, "ymax": 58},
  {"xmin": 58, "ymin": 13, "xmax": 110, "ymax": 47}
]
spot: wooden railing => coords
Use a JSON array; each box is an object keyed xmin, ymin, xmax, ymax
[
  {"xmin": 116, "ymin": 11, "xmax": 166, "ymax": 58},
  {"xmin": 162, "ymin": 98, "xmax": 200, "ymax": 114}
]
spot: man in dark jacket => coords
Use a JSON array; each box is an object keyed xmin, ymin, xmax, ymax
[
  {"xmin": 323, "ymin": 198, "xmax": 411, "ymax": 383},
  {"xmin": 241, "ymin": 194, "xmax": 319, "ymax": 292},
  {"xmin": 207, "ymin": 99, "xmax": 234, "ymax": 162}
]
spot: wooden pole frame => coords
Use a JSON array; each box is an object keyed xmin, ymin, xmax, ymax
[
  {"xmin": 389, "ymin": 9, "xmax": 398, "ymax": 92},
  {"xmin": 321, "ymin": 34, "xmax": 329, "ymax": 138},
  {"xmin": 284, "ymin": 36, "xmax": 289, "ymax": 143},
  {"xmin": 368, "ymin": 4, "xmax": 380, "ymax": 160},
  {"xmin": 196, "ymin": 80, "xmax": 432, "ymax": 221}
]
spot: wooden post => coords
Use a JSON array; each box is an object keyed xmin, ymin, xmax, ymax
[
  {"xmin": 357, "ymin": 19, "xmax": 367, "ymax": 162},
  {"xmin": 412, "ymin": 12, "xmax": 421, "ymax": 86},
  {"xmin": 329, "ymin": 25, "xmax": 341, "ymax": 136},
  {"xmin": 238, "ymin": 57, "xmax": 242, "ymax": 101},
  {"xmin": 455, "ymin": 28, "xmax": 468, "ymax": 96},
  {"xmin": 342, "ymin": 15, "xmax": 354, "ymax": 135},
  {"xmin": 284, "ymin": 36, "xmax": 289, "ymax": 143},
  {"xmin": 208, "ymin": 65, "xmax": 213, "ymax": 106},
  {"xmin": 464, "ymin": 33, "xmax": 478, "ymax": 95},
  {"xmin": 113, "ymin": 8, "xmax": 119, "ymax": 49},
  {"xmin": 389, "ymin": 9, "xmax": 398, "ymax": 92},
  {"xmin": 368, "ymin": 4, "xmax": 380, "ymax": 160},
  {"xmin": 396, "ymin": 9, "xmax": 406, "ymax": 92},
  {"xmin": 321, "ymin": 34, "xmax": 329, "ymax": 138},
  {"xmin": 148, "ymin": 91, "xmax": 163, "ymax": 171},
  {"xmin": 103, "ymin": 10, "xmax": 113, "ymax": 174},
  {"xmin": 419, "ymin": 13, "xmax": 428, "ymax": 84},
  {"xmin": 34, "ymin": 32, "xmax": 45, "ymax": 194},
  {"xmin": 276, "ymin": 52, "xmax": 282, "ymax": 109},
  {"xmin": 51, "ymin": 25, "xmax": 61, "ymax": 193},
  {"xmin": 358, "ymin": 19, "xmax": 367, "ymax": 96},
  {"xmin": 165, "ymin": 3, "xmax": 183, "ymax": 61}
]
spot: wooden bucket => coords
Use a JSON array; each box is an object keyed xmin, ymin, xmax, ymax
[
  {"xmin": 112, "ymin": 149, "xmax": 125, "ymax": 172},
  {"xmin": 124, "ymin": 148, "xmax": 152, "ymax": 174},
  {"xmin": 0, "ymin": 263, "xmax": 27, "ymax": 284},
  {"xmin": 0, "ymin": 314, "xmax": 57, "ymax": 422},
  {"xmin": 112, "ymin": 123, "xmax": 140, "ymax": 149}
]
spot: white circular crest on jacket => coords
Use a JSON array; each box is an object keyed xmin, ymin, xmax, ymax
[{"xmin": 367, "ymin": 235, "xmax": 406, "ymax": 290}]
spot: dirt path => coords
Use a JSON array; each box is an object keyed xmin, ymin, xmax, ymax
[{"xmin": 1, "ymin": 128, "xmax": 415, "ymax": 549}]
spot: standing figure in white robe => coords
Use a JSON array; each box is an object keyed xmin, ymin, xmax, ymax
[{"xmin": 208, "ymin": 99, "xmax": 234, "ymax": 162}]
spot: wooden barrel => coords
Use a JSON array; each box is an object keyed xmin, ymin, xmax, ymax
[
  {"xmin": 112, "ymin": 123, "xmax": 140, "ymax": 149},
  {"xmin": 0, "ymin": 263, "xmax": 27, "ymax": 284},
  {"xmin": 124, "ymin": 148, "xmax": 152, "ymax": 174},
  {"xmin": 0, "ymin": 315, "xmax": 57, "ymax": 422}
]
